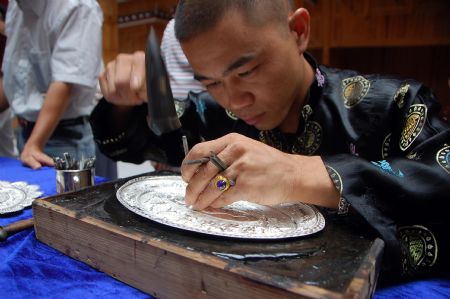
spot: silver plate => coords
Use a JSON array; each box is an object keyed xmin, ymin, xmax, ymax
[
  {"xmin": 116, "ymin": 176, "xmax": 325, "ymax": 239},
  {"xmin": 0, "ymin": 181, "xmax": 43, "ymax": 214}
]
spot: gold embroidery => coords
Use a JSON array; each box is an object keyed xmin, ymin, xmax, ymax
[
  {"xmin": 292, "ymin": 121, "xmax": 322, "ymax": 155},
  {"xmin": 259, "ymin": 121, "xmax": 322, "ymax": 156},
  {"xmin": 174, "ymin": 101, "xmax": 186, "ymax": 118},
  {"xmin": 394, "ymin": 83, "xmax": 410, "ymax": 108},
  {"xmin": 382, "ymin": 133, "xmax": 391, "ymax": 159},
  {"xmin": 342, "ymin": 76, "xmax": 370, "ymax": 108},
  {"xmin": 400, "ymin": 104, "xmax": 427, "ymax": 151},
  {"xmin": 325, "ymin": 166, "xmax": 343, "ymax": 193},
  {"xmin": 399, "ymin": 225, "xmax": 438, "ymax": 274},
  {"xmin": 225, "ymin": 109, "xmax": 238, "ymax": 120},
  {"xmin": 436, "ymin": 145, "xmax": 450, "ymax": 174}
]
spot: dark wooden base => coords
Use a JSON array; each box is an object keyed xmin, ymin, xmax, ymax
[{"xmin": 33, "ymin": 173, "xmax": 384, "ymax": 299}]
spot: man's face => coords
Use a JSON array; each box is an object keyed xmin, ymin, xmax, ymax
[{"xmin": 181, "ymin": 10, "xmax": 304, "ymax": 131}]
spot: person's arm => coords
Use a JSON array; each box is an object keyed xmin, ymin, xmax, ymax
[
  {"xmin": 322, "ymin": 85, "xmax": 450, "ymax": 278},
  {"xmin": 20, "ymin": 81, "xmax": 71, "ymax": 169},
  {"xmin": 0, "ymin": 77, "xmax": 9, "ymax": 113},
  {"xmin": 181, "ymin": 133, "xmax": 340, "ymax": 210}
]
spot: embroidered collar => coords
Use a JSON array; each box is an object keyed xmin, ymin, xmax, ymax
[{"xmin": 259, "ymin": 52, "xmax": 326, "ymax": 154}]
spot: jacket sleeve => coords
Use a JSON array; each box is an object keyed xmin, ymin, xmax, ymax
[
  {"xmin": 89, "ymin": 91, "xmax": 237, "ymax": 166},
  {"xmin": 322, "ymin": 85, "xmax": 450, "ymax": 279}
]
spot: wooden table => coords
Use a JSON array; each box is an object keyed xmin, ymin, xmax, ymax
[{"xmin": 33, "ymin": 173, "xmax": 384, "ymax": 299}]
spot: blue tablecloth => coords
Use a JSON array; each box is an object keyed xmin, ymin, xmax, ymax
[
  {"xmin": 0, "ymin": 156, "xmax": 449, "ymax": 298},
  {"xmin": 0, "ymin": 157, "xmax": 150, "ymax": 299}
]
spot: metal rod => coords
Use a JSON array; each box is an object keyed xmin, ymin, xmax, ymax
[
  {"xmin": 182, "ymin": 135, "xmax": 189, "ymax": 156},
  {"xmin": 184, "ymin": 157, "xmax": 210, "ymax": 165}
]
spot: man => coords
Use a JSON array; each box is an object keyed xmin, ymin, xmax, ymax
[
  {"xmin": 1, "ymin": 0, "xmax": 103, "ymax": 169},
  {"xmin": 93, "ymin": 0, "xmax": 450, "ymax": 281},
  {"xmin": 0, "ymin": 4, "xmax": 17, "ymax": 158}
]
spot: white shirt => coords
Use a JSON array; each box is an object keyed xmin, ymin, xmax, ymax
[
  {"xmin": 161, "ymin": 19, "xmax": 205, "ymax": 101},
  {"xmin": 1, "ymin": 0, "xmax": 103, "ymax": 122},
  {"xmin": 0, "ymin": 108, "xmax": 17, "ymax": 157}
]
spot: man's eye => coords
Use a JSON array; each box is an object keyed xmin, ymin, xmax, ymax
[
  {"xmin": 206, "ymin": 81, "xmax": 221, "ymax": 89},
  {"xmin": 238, "ymin": 66, "xmax": 257, "ymax": 78}
]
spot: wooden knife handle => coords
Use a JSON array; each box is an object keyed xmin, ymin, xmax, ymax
[{"xmin": 0, "ymin": 218, "xmax": 34, "ymax": 241}]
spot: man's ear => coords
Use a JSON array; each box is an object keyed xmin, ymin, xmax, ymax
[{"xmin": 288, "ymin": 8, "xmax": 310, "ymax": 53}]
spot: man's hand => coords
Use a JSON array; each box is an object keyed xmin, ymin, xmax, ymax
[
  {"xmin": 20, "ymin": 143, "xmax": 54, "ymax": 170},
  {"xmin": 21, "ymin": 81, "xmax": 70, "ymax": 169},
  {"xmin": 180, "ymin": 133, "xmax": 340, "ymax": 210},
  {"xmin": 99, "ymin": 51, "xmax": 148, "ymax": 106}
]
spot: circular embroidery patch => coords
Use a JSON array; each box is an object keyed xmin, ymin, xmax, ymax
[
  {"xmin": 382, "ymin": 133, "xmax": 391, "ymax": 159},
  {"xmin": 399, "ymin": 225, "xmax": 438, "ymax": 274},
  {"xmin": 225, "ymin": 109, "xmax": 238, "ymax": 120},
  {"xmin": 394, "ymin": 83, "xmax": 410, "ymax": 109},
  {"xmin": 400, "ymin": 104, "xmax": 427, "ymax": 151},
  {"xmin": 436, "ymin": 145, "xmax": 450, "ymax": 174},
  {"xmin": 292, "ymin": 121, "xmax": 322, "ymax": 155},
  {"xmin": 342, "ymin": 76, "xmax": 370, "ymax": 108}
]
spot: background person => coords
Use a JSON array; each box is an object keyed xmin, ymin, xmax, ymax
[{"xmin": 1, "ymin": 0, "xmax": 103, "ymax": 169}]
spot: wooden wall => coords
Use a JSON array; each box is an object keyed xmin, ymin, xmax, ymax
[
  {"xmin": 296, "ymin": 0, "xmax": 450, "ymax": 105},
  {"xmin": 116, "ymin": 0, "xmax": 177, "ymax": 54},
  {"xmin": 99, "ymin": 0, "xmax": 450, "ymax": 106}
]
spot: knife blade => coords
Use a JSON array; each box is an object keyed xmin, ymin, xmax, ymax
[{"xmin": 145, "ymin": 27, "xmax": 181, "ymax": 136}]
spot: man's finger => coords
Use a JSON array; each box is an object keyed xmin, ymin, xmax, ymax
[
  {"xmin": 35, "ymin": 152, "xmax": 55, "ymax": 167},
  {"xmin": 22, "ymin": 156, "xmax": 42, "ymax": 170},
  {"xmin": 105, "ymin": 60, "xmax": 117, "ymax": 100},
  {"xmin": 181, "ymin": 134, "xmax": 234, "ymax": 182}
]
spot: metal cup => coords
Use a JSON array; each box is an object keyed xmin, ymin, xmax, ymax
[{"xmin": 56, "ymin": 168, "xmax": 95, "ymax": 194}]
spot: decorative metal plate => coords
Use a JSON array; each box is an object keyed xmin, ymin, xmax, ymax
[
  {"xmin": 116, "ymin": 176, "xmax": 325, "ymax": 239},
  {"xmin": 0, "ymin": 181, "xmax": 43, "ymax": 214}
]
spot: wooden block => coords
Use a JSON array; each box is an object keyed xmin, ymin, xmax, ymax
[{"xmin": 33, "ymin": 174, "xmax": 384, "ymax": 299}]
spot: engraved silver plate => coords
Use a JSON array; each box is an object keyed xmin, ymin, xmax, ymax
[
  {"xmin": 116, "ymin": 176, "xmax": 325, "ymax": 239},
  {"xmin": 0, "ymin": 181, "xmax": 43, "ymax": 214}
]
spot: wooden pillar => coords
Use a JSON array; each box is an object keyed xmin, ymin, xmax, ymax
[{"xmin": 97, "ymin": 0, "xmax": 119, "ymax": 64}]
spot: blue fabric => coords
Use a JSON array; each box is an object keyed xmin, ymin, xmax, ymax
[
  {"xmin": 375, "ymin": 278, "xmax": 450, "ymax": 299},
  {"xmin": 1, "ymin": 156, "xmax": 449, "ymax": 298},
  {"xmin": 0, "ymin": 157, "xmax": 151, "ymax": 299}
]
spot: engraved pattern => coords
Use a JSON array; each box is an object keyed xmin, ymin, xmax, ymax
[
  {"xmin": 400, "ymin": 104, "xmax": 427, "ymax": 151},
  {"xmin": 0, "ymin": 181, "xmax": 43, "ymax": 214},
  {"xmin": 117, "ymin": 176, "xmax": 325, "ymax": 239}
]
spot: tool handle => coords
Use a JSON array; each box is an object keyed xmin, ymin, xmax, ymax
[{"xmin": 0, "ymin": 218, "xmax": 34, "ymax": 241}]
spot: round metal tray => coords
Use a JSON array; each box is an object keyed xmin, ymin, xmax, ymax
[
  {"xmin": 116, "ymin": 176, "xmax": 325, "ymax": 239},
  {"xmin": 0, "ymin": 181, "xmax": 43, "ymax": 214}
]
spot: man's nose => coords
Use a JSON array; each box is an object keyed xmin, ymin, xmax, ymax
[{"xmin": 224, "ymin": 79, "xmax": 254, "ymax": 110}]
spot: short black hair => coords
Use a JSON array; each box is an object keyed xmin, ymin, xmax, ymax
[{"xmin": 175, "ymin": 0, "xmax": 290, "ymax": 42}]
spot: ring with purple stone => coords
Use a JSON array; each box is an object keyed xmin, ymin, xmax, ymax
[{"xmin": 213, "ymin": 174, "xmax": 235, "ymax": 192}]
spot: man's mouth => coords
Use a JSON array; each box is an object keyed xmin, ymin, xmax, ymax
[{"xmin": 240, "ymin": 112, "xmax": 264, "ymax": 125}]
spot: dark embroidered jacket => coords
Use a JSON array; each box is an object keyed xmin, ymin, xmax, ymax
[{"xmin": 90, "ymin": 54, "xmax": 450, "ymax": 280}]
